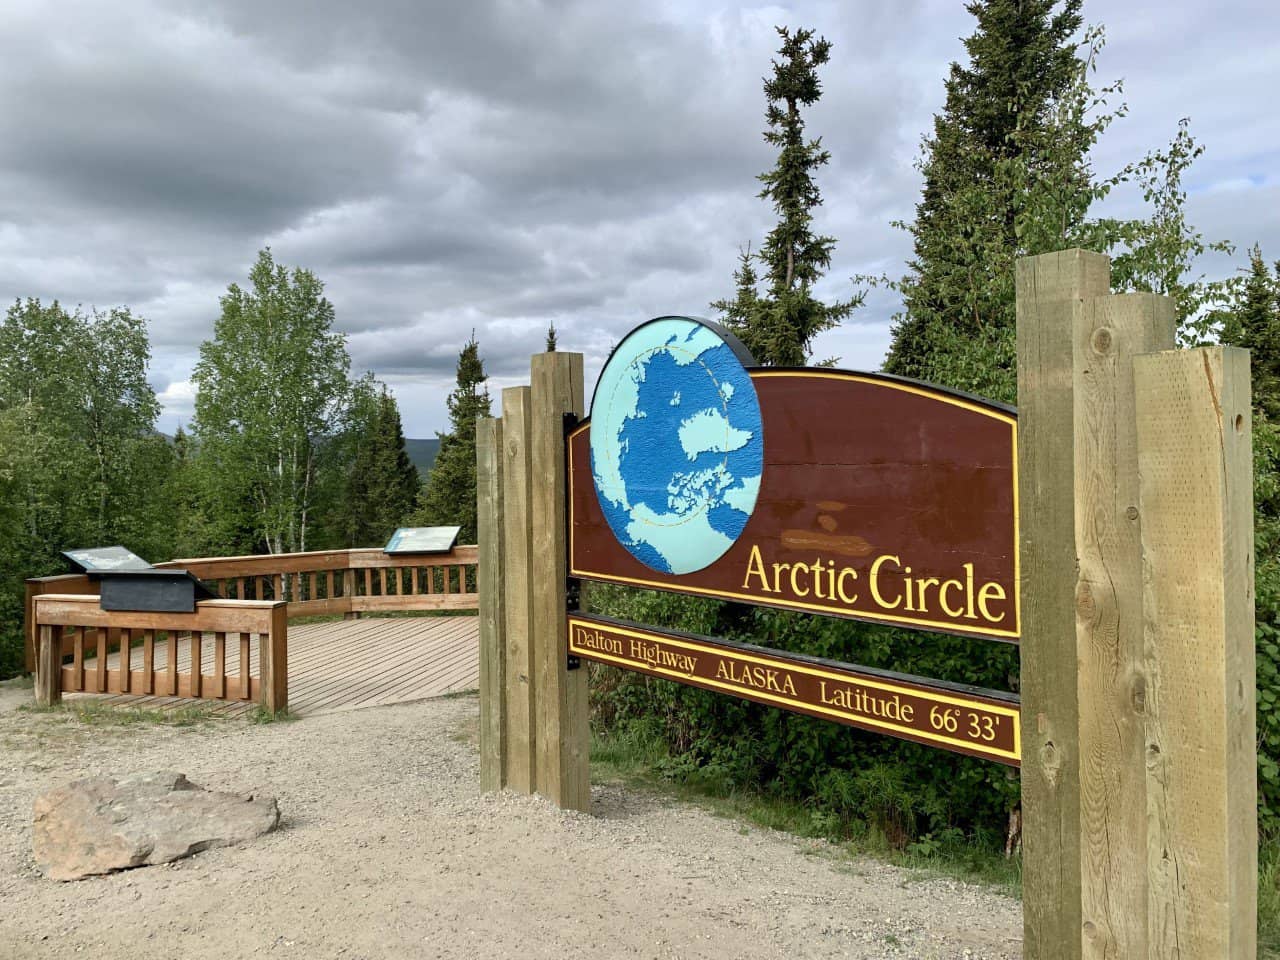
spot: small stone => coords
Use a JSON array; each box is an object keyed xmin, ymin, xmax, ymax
[{"xmin": 33, "ymin": 771, "xmax": 279, "ymax": 881}]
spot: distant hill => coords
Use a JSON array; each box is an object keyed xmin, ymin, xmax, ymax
[{"xmin": 405, "ymin": 438, "xmax": 441, "ymax": 478}]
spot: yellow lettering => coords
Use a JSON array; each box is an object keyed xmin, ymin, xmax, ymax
[
  {"xmin": 977, "ymin": 582, "xmax": 1007, "ymax": 623},
  {"xmin": 870, "ymin": 555, "xmax": 901, "ymax": 610},
  {"xmin": 915, "ymin": 577, "xmax": 939, "ymax": 613},
  {"xmin": 837, "ymin": 568, "xmax": 858, "ymax": 604},
  {"xmin": 939, "ymin": 579, "xmax": 965, "ymax": 618},
  {"xmin": 742, "ymin": 544, "xmax": 771, "ymax": 593},
  {"xmin": 772, "ymin": 562, "xmax": 791, "ymax": 594},
  {"xmin": 790, "ymin": 563, "xmax": 809, "ymax": 597}
]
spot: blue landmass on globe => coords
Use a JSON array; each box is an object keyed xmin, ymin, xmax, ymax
[{"xmin": 589, "ymin": 317, "xmax": 763, "ymax": 575}]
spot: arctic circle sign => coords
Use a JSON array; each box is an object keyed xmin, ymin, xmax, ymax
[
  {"xmin": 572, "ymin": 323, "xmax": 1019, "ymax": 643},
  {"xmin": 588, "ymin": 316, "xmax": 763, "ymax": 575}
]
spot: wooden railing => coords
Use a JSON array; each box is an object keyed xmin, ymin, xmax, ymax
[
  {"xmin": 25, "ymin": 545, "xmax": 479, "ymax": 714},
  {"xmin": 34, "ymin": 595, "xmax": 287, "ymax": 713}
]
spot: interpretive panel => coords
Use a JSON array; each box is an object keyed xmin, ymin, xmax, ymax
[{"xmin": 385, "ymin": 526, "xmax": 461, "ymax": 555}]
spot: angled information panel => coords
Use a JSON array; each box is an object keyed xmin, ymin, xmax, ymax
[
  {"xmin": 568, "ymin": 613, "xmax": 1020, "ymax": 765},
  {"xmin": 385, "ymin": 526, "xmax": 461, "ymax": 555},
  {"xmin": 62, "ymin": 546, "xmax": 153, "ymax": 574},
  {"xmin": 568, "ymin": 319, "xmax": 1018, "ymax": 642}
]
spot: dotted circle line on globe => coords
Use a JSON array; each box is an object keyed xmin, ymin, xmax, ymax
[{"xmin": 599, "ymin": 342, "xmax": 735, "ymax": 530}]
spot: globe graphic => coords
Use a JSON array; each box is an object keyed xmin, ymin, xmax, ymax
[{"xmin": 589, "ymin": 316, "xmax": 764, "ymax": 575}]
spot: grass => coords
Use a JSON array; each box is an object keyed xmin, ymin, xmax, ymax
[
  {"xmin": 247, "ymin": 705, "xmax": 298, "ymax": 724},
  {"xmin": 1262, "ymin": 840, "xmax": 1280, "ymax": 958},
  {"xmin": 589, "ymin": 722, "xmax": 1022, "ymax": 896}
]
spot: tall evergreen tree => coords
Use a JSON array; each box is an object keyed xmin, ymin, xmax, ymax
[
  {"xmin": 336, "ymin": 378, "xmax": 420, "ymax": 546},
  {"xmin": 1223, "ymin": 246, "xmax": 1280, "ymax": 420},
  {"xmin": 411, "ymin": 335, "xmax": 491, "ymax": 542},
  {"xmin": 883, "ymin": 0, "xmax": 1085, "ymax": 395},
  {"xmin": 712, "ymin": 26, "xmax": 859, "ymax": 365}
]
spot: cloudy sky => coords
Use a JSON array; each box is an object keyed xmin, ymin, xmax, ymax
[{"xmin": 0, "ymin": 1, "xmax": 1275, "ymax": 436}]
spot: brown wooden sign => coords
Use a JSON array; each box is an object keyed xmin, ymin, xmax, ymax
[
  {"xmin": 568, "ymin": 612, "xmax": 1021, "ymax": 765},
  {"xmin": 570, "ymin": 368, "xmax": 1019, "ymax": 642}
]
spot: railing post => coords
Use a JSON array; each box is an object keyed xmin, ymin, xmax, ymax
[
  {"xmin": 343, "ymin": 567, "xmax": 359, "ymax": 620},
  {"xmin": 259, "ymin": 601, "xmax": 289, "ymax": 715},
  {"xmin": 35, "ymin": 623, "xmax": 60, "ymax": 706}
]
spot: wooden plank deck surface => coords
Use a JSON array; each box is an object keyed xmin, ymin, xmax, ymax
[{"xmin": 64, "ymin": 616, "xmax": 480, "ymax": 719}]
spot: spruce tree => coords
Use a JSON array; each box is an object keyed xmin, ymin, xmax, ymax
[
  {"xmin": 339, "ymin": 381, "xmax": 420, "ymax": 546},
  {"xmin": 883, "ymin": 0, "xmax": 1085, "ymax": 396},
  {"xmin": 1223, "ymin": 246, "xmax": 1280, "ymax": 420},
  {"xmin": 712, "ymin": 26, "xmax": 859, "ymax": 366},
  {"xmin": 412, "ymin": 335, "xmax": 491, "ymax": 542},
  {"xmin": 545, "ymin": 324, "xmax": 558, "ymax": 352}
]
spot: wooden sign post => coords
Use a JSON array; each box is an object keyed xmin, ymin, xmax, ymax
[{"xmin": 476, "ymin": 249, "xmax": 1258, "ymax": 957}]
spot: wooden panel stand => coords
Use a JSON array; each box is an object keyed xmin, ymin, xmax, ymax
[
  {"xmin": 530, "ymin": 352, "xmax": 589, "ymax": 811},
  {"xmin": 477, "ymin": 415, "xmax": 507, "ymax": 792},
  {"xmin": 501, "ymin": 386, "xmax": 537, "ymax": 793},
  {"xmin": 1135, "ymin": 346, "xmax": 1256, "ymax": 960}
]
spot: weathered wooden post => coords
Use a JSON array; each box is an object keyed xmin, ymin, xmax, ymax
[
  {"xmin": 1135, "ymin": 346, "xmax": 1256, "ymax": 959},
  {"xmin": 35, "ymin": 624, "xmax": 60, "ymax": 706},
  {"xmin": 476, "ymin": 416, "xmax": 506, "ymax": 792},
  {"xmin": 1017, "ymin": 249, "xmax": 1255, "ymax": 958},
  {"xmin": 530, "ymin": 352, "xmax": 590, "ymax": 811},
  {"xmin": 477, "ymin": 352, "xmax": 590, "ymax": 809},
  {"xmin": 500, "ymin": 385, "xmax": 537, "ymax": 793}
]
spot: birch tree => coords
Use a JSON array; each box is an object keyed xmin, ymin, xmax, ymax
[{"xmin": 192, "ymin": 249, "xmax": 351, "ymax": 554}]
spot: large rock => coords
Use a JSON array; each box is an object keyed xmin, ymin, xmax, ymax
[{"xmin": 33, "ymin": 771, "xmax": 279, "ymax": 881}]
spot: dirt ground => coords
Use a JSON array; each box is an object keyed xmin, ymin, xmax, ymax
[{"xmin": 0, "ymin": 680, "xmax": 1021, "ymax": 960}]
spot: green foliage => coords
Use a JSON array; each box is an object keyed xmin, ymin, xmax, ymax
[
  {"xmin": 0, "ymin": 300, "xmax": 173, "ymax": 678},
  {"xmin": 1220, "ymin": 254, "xmax": 1280, "ymax": 836},
  {"xmin": 192, "ymin": 248, "xmax": 352, "ymax": 554},
  {"xmin": 545, "ymin": 324, "xmax": 558, "ymax": 352},
  {"xmin": 588, "ymin": 584, "xmax": 1020, "ymax": 844},
  {"xmin": 327, "ymin": 376, "xmax": 419, "ymax": 547},
  {"xmin": 883, "ymin": 0, "xmax": 1085, "ymax": 395},
  {"xmin": 881, "ymin": 8, "xmax": 1228, "ymax": 402},
  {"xmin": 411, "ymin": 334, "xmax": 491, "ymax": 543},
  {"xmin": 712, "ymin": 27, "xmax": 861, "ymax": 366}
]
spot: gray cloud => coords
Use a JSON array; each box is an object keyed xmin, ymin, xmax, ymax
[{"xmin": 0, "ymin": 0, "xmax": 1273, "ymax": 435}]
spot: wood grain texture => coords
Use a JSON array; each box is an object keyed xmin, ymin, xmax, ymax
[
  {"xmin": 1016, "ymin": 248, "xmax": 1111, "ymax": 960},
  {"xmin": 1135, "ymin": 346, "xmax": 1256, "ymax": 959},
  {"xmin": 530, "ymin": 352, "xmax": 589, "ymax": 811},
  {"xmin": 477, "ymin": 415, "xmax": 507, "ymax": 792},
  {"xmin": 36, "ymin": 625, "xmax": 59, "ymax": 705},
  {"xmin": 501, "ymin": 386, "xmax": 537, "ymax": 793},
  {"xmin": 1073, "ymin": 292, "xmax": 1174, "ymax": 958},
  {"xmin": 261, "ymin": 602, "xmax": 289, "ymax": 714}
]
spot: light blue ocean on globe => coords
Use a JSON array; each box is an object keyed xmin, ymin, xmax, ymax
[{"xmin": 589, "ymin": 317, "xmax": 764, "ymax": 575}]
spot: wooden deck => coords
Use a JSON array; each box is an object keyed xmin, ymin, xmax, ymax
[{"xmin": 65, "ymin": 615, "xmax": 480, "ymax": 718}]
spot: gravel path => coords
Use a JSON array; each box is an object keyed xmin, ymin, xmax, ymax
[{"xmin": 0, "ymin": 681, "xmax": 1021, "ymax": 959}]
